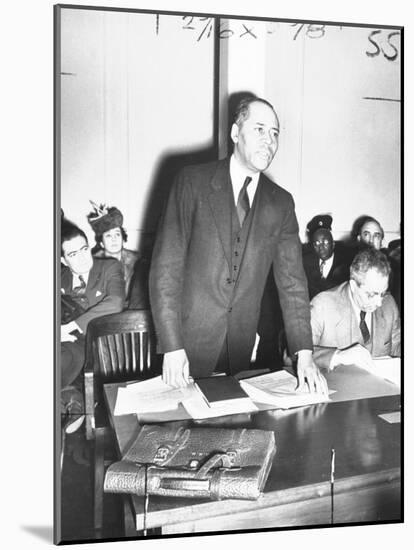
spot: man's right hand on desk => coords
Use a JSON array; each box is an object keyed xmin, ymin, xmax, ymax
[
  {"xmin": 162, "ymin": 348, "xmax": 190, "ymax": 387},
  {"xmin": 331, "ymin": 343, "xmax": 374, "ymax": 371}
]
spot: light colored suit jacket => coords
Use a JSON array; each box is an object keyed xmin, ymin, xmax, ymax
[
  {"xmin": 310, "ymin": 281, "xmax": 401, "ymax": 369},
  {"xmin": 149, "ymin": 158, "xmax": 312, "ymax": 377}
]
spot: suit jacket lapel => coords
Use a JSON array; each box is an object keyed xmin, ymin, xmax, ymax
[
  {"xmin": 61, "ymin": 265, "xmax": 73, "ymax": 293},
  {"xmin": 372, "ymin": 306, "xmax": 386, "ymax": 355},
  {"xmin": 246, "ymin": 174, "xmax": 279, "ymax": 251},
  {"xmin": 84, "ymin": 259, "xmax": 100, "ymax": 300},
  {"xmin": 334, "ymin": 283, "xmax": 359, "ymax": 343},
  {"xmin": 208, "ymin": 160, "xmax": 233, "ymax": 268}
]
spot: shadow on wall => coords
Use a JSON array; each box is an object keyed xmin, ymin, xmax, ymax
[
  {"xmin": 139, "ymin": 145, "xmax": 218, "ymax": 259},
  {"xmin": 138, "ymin": 90, "xmax": 263, "ymax": 259}
]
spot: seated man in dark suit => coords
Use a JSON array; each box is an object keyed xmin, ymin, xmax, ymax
[
  {"xmin": 61, "ymin": 220, "xmax": 125, "ymax": 433},
  {"xmin": 302, "ymin": 214, "xmax": 351, "ymax": 300},
  {"xmin": 310, "ymin": 248, "xmax": 400, "ymax": 371}
]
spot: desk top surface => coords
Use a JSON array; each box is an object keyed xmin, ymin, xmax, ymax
[{"xmin": 103, "ymin": 367, "xmax": 401, "ymax": 526}]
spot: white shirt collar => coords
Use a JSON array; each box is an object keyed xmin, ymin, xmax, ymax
[
  {"xmin": 72, "ymin": 271, "xmax": 89, "ymax": 289},
  {"xmin": 319, "ymin": 253, "xmax": 334, "ymax": 278},
  {"xmin": 230, "ymin": 155, "xmax": 260, "ymax": 205}
]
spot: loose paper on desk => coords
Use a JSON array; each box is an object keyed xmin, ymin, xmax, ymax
[
  {"xmin": 240, "ymin": 370, "xmax": 332, "ymax": 409},
  {"xmin": 181, "ymin": 392, "xmax": 258, "ymax": 419},
  {"xmin": 114, "ymin": 376, "xmax": 197, "ymax": 416},
  {"xmin": 371, "ymin": 357, "xmax": 400, "ymax": 388}
]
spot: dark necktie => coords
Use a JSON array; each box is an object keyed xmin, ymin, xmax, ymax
[
  {"xmin": 236, "ymin": 176, "xmax": 252, "ymax": 227},
  {"xmin": 319, "ymin": 260, "xmax": 326, "ymax": 278},
  {"xmin": 359, "ymin": 310, "xmax": 370, "ymax": 344},
  {"xmin": 73, "ymin": 274, "xmax": 86, "ymax": 295}
]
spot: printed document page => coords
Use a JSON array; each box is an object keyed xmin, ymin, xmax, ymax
[
  {"xmin": 114, "ymin": 376, "xmax": 198, "ymax": 415},
  {"xmin": 240, "ymin": 370, "xmax": 332, "ymax": 409}
]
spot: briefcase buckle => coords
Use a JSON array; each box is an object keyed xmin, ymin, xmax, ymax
[{"xmin": 153, "ymin": 446, "xmax": 170, "ymax": 464}]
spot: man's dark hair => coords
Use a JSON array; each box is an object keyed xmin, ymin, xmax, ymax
[
  {"xmin": 232, "ymin": 96, "xmax": 276, "ymax": 127},
  {"xmin": 355, "ymin": 215, "xmax": 384, "ymax": 240},
  {"xmin": 350, "ymin": 248, "xmax": 391, "ymax": 284},
  {"xmin": 61, "ymin": 220, "xmax": 88, "ymax": 256}
]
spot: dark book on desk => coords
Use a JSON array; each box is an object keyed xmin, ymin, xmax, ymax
[{"xmin": 195, "ymin": 376, "xmax": 251, "ymax": 408}]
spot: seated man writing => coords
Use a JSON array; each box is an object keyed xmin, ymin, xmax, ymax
[
  {"xmin": 61, "ymin": 220, "xmax": 125, "ymax": 433},
  {"xmin": 310, "ymin": 248, "xmax": 400, "ymax": 371}
]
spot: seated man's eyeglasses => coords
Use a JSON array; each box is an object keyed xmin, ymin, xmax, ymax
[{"xmin": 356, "ymin": 282, "xmax": 388, "ymax": 300}]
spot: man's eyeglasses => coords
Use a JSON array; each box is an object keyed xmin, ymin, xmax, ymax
[{"xmin": 356, "ymin": 282, "xmax": 388, "ymax": 300}]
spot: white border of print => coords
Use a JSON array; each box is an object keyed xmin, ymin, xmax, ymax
[{"xmin": 2, "ymin": 0, "xmax": 411, "ymax": 549}]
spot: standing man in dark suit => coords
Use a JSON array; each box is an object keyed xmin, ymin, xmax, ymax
[
  {"xmin": 302, "ymin": 215, "xmax": 351, "ymax": 300},
  {"xmin": 150, "ymin": 96, "xmax": 327, "ymax": 393},
  {"xmin": 60, "ymin": 221, "xmax": 125, "ymax": 432}
]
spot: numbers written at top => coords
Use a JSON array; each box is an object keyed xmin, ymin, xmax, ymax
[
  {"xmin": 154, "ymin": 15, "xmax": 401, "ymax": 61},
  {"xmin": 154, "ymin": 15, "xmax": 259, "ymax": 41}
]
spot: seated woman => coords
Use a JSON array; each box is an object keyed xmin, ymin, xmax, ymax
[{"xmin": 88, "ymin": 202, "xmax": 142, "ymax": 305}]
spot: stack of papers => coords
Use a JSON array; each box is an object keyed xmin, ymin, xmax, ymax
[
  {"xmin": 181, "ymin": 391, "xmax": 258, "ymax": 419},
  {"xmin": 114, "ymin": 375, "xmax": 258, "ymax": 419},
  {"xmin": 114, "ymin": 376, "xmax": 196, "ymax": 416},
  {"xmin": 240, "ymin": 370, "xmax": 331, "ymax": 409}
]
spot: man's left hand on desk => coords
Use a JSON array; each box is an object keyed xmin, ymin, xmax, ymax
[{"xmin": 296, "ymin": 350, "xmax": 328, "ymax": 395}]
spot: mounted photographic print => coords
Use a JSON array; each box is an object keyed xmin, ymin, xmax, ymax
[{"xmin": 55, "ymin": 3, "xmax": 402, "ymax": 545}]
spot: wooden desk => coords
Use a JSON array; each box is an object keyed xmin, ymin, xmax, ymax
[{"xmin": 104, "ymin": 368, "xmax": 401, "ymax": 534}]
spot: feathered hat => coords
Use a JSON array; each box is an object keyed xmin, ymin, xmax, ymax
[{"xmin": 87, "ymin": 201, "xmax": 123, "ymax": 236}]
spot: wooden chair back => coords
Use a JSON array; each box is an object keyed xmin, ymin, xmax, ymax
[{"xmin": 84, "ymin": 310, "xmax": 158, "ymax": 440}]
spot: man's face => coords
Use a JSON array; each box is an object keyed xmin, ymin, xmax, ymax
[
  {"xmin": 61, "ymin": 235, "xmax": 93, "ymax": 275},
  {"xmin": 358, "ymin": 221, "xmax": 383, "ymax": 250},
  {"xmin": 102, "ymin": 227, "xmax": 123, "ymax": 255},
  {"xmin": 350, "ymin": 268, "xmax": 389, "ymax": 313},
  {"xmin": 312, "ymin": 229, "xmax": 334, "ymax": 261},
  {"xmin": 231, "ymin": 101, "xmax": 279, "ymax": 174}
]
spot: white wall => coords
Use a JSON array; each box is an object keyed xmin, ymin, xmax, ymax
[
  {"xmin": 60, "ymin": 11, "xmax": 401, "ymax": 249},
  {"xmin": 60, "ymin": 8, "xmax": 215, "ymax": 252},
  {"xmin": 219, "ymin": 19, "xmax": 401, "ymax": 245}
]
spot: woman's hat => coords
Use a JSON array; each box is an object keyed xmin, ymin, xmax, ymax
[{"xmin": 87, "ymin": 201, "xmax": 123, "ymax": 236}]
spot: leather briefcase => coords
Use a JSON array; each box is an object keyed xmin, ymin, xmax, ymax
[{"xmin": 104, "ymin": 424, "xmax": 276, "ymax": 500}]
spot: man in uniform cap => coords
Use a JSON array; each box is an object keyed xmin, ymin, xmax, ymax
[{"xmin": 302, "ymin": 214, "xmax": 351, "ymax": 300}]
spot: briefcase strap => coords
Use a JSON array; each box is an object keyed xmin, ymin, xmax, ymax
[{"xmin": 196, "ymin": 453, "xmax": 233, "ymax": 478}]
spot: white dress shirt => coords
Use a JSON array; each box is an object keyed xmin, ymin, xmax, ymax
[
  {"xmin": 230, "ymin": 155, "xmax": 260, "ymax": 206},
  {"xmin": 319, "ymin": 254, "xmax": 334, "ymax": 278},
  {"xmin": 72, "ymin": 272, "xmax": 89, "ymax": 290}
]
